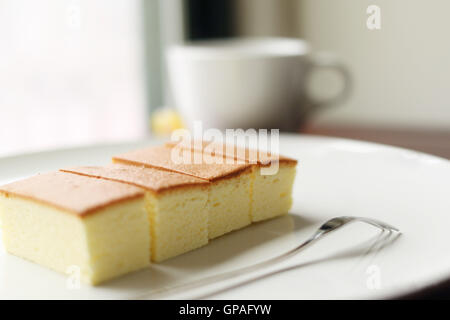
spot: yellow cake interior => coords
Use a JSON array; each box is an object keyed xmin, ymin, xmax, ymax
[
  {"xmin": 207, "ymin": 170, "xmax": 253, "ymax": 239},
  {"xmin": 61, "ymin": 165, "xmax": 211, "ymax": 263},
  {"xmin": 0, "ymin": 195, "xmax": 150, "ymax": 285},
  {"xmin": 251, "ymin": 163, "xmax": 296, "ymax": 222},
  {"xmin": 112, "ymin": 146, "xmax": 255, "ymax": 240},
  {"xmin": 163, "ymin": 140, "xmax": 297, "ymax": 224},
  {"xmin": 145, "ymin": 187, "xmax": 209, "ymax": 262}
]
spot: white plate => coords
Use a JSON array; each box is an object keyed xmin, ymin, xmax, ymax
[{"xmin": 1, "ymin": 134, "xmax": 449, "ymax": 299}]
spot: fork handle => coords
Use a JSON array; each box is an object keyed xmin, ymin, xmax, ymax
[{"xmin": 137, "ymin": 236, "xmax": 319, "ymax": 299}]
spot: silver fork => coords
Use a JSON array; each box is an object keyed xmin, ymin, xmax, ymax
[{"xmin": 137, "ymin": 216, "xmax": 400, "ymax": 299}]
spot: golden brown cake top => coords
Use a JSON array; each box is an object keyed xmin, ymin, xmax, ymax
[
  {"xmin": 112, "ymin": 145, "xmax": 251, "ymax": 181},
  {"xmin": 61, "ymin": 164, "xmax": 209, "ymax": 193},
  {"xmin": 0, "ymin": 171, "xmax": 144, "ymax": 216},
  {"xmin": 165, "ymin": 140, "xmax": 297, "ymax": 166}
]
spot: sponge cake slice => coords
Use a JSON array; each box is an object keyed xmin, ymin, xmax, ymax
[
  {"xmin": 61, "ymin": 164, "xmax": 210, "ymax": 262},
  {"xmin": 0, "ymin": 171, "xmax": 149, "ymax": 285},
  {"xmin": 166, "ymin": 139, "xmax": 297, "ymax": 222},
  {"xmin": 112, "ymin": 146, "xmax": 253, "ymax": 239}
]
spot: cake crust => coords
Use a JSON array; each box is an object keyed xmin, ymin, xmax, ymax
[
  {"xmin": 166, "ymin": 140, "xmax": 297, "ymax": 166},
  {"xmin": 113, "ymin": 145, "xmax": 251, "ymax": 182},
  {"xmin": 61, "ymin": 164, "xmax": 209, "ymax": 194},
  {"xmin": 0, "ymin": 171, "xmax": 144, "ymax": 216}
]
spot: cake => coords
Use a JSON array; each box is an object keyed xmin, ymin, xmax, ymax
[
  {"xmin": 0, "ymin": 171, "xmax": 150, "ymax": 285},
  {"xmin": 112, "ymin": 146, "xmax": 253, "ymax": 239},
  {"xmin": 251, "ymin": 160, "xmax": 297, "ymax": 221},
  {"xmin": 61, "ymin": 164, "xmax": 210, "ymax": 262},
  {"xmin": 166, "ymin": 139, "xmax": 297, "ymax": 221},
  {"xmin": 0, "ymin": 141, "xmax": 298, "ymax": 286}
]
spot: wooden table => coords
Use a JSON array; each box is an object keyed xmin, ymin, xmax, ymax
[{"xmin": 300, "ymin": 125, "xmax": 450, "ymax": 160}]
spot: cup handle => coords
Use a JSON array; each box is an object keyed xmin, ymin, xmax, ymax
[{"xmin": 302, "ymin": 52, "xmax": 352, "ymax": 115}]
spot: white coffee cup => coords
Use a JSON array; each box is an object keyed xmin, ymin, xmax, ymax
[{"xmin": 167, "ymin": 37, "xmax": 350, "ymax": 131}]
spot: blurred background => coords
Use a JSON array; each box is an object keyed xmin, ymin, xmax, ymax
[{"xmin": 1, "ymin": 0, "xmax": 449, "ymax": 158}]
